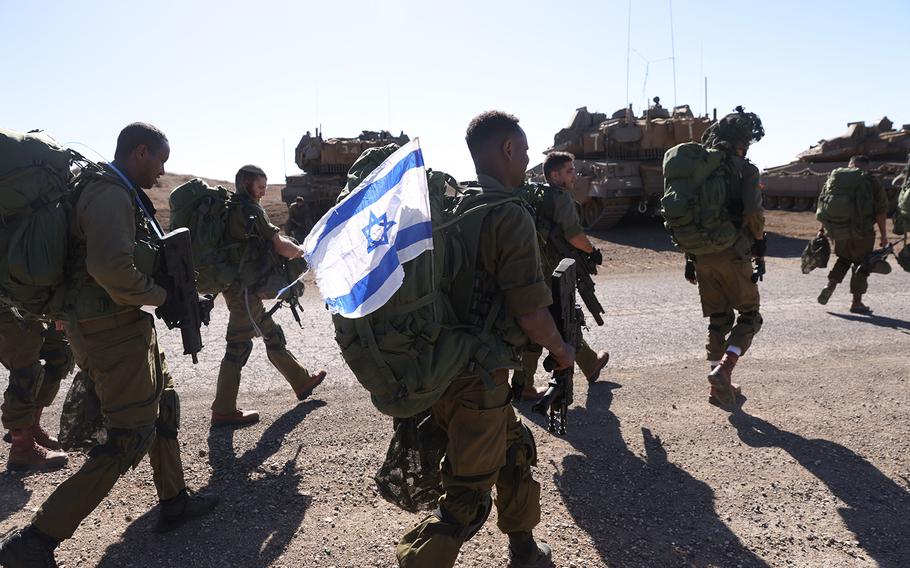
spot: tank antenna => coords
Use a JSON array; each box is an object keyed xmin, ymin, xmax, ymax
[
  {"xmin": 669, "ymin": 0, "xmax": 678, "ymax": 108},
  {"xmin": 282, "ymin": 137, "xmax": 287, "ymax": 179},
  {"xmin": 704, "ymin": 77, "xmax": 708, "ymax": 118},
  {"xmin": 625, "ymin": 0, "xmax": 632, "ymax": 107}
]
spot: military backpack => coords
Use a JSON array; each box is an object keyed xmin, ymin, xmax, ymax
[
  {"xmin": 660, "ymin": 142, "xmax": 738, "ymax": 255},
  {"xmin": 816, "ymin": 167, "xmax": 875, "ymax": 240},
  {"xmin": 332, "ymin": 145, "xmax": 523, "ymax": 418},
  {"xmin": 0, "ymin": 128, "xmax": 96, "ymax": 318}
]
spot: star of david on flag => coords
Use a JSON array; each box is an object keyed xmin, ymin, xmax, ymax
[{"xmin": 302, "ymin": 138, "xmax": 432, "ymax": 318}]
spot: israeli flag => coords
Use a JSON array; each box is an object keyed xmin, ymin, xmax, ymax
[{"xmin": 302, "ymin": 138, "xmax": 432, "ymax": 318}]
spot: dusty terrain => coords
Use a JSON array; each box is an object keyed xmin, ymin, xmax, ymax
[{"xmin": 2, "ymin": 206, "xmax": 910, "ymax": 568}]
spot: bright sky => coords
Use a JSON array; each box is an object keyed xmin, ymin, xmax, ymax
[{"xmin": 3, "ymin": 0, "xmax": 909, "ymax": 183}]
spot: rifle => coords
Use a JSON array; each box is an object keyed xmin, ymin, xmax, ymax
[
  {"xmin": 154, "ymin": 228, "xmax": 213, "ymax": 363},
  {"xmin": 545, "ymin": 225, "xmax": 605, "ymax": 326},
  {"xmin": 532, "ymin": 258, "xmax": 582, "ymax": 435}
]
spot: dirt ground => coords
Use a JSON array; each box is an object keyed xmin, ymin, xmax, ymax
[{"xmin": 2, "ymin": 194, "xmax": 910, "ymax": 568}]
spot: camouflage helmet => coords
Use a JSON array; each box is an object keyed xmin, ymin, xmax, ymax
[{"xmin": 703, "ymin": 106, "xmax": 764, "ymax": 150}]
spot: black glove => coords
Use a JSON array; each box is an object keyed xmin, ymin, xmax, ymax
[
  {"xmin": 155, "ymin": 293, "xmax": 181, "ymax": 329},
  {"xmin": 752, "ymin": 237, "xmax": 767, "ymax": 258},
  {"xmin": 588, "ymin": 248, "xmax": 603, "ymax": 266},
  {"xmin": 199, "ymin": 294, "xmax": 215, "ymax": 326},
  {"xmin": 684, "ymin": 257, "xmax": 697, "ymax": 284}
]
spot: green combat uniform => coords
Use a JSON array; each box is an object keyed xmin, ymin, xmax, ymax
[
  {"xmin": 0, "ymin": 308, "xmax": 72, "ymax": 432},
  {"xmin": 286, "ymin": 197, "xmax": 313, "ymax": 243},
  {"xmin": 211, "ymin": 193, "xmax": 317, "ymax": 414},
  {"xmin": 515, "ymin": 185, "xmax": 605, "ymax": 385},
  {"xmin": 396, "ymin": 174, "xmax": 550, "ymax": 567},
  {"xmin": 30, "ymin": 166, "xmax": 187, "ymax": 541},
  {"xmin": 825, "ymin": 174, "xmax": 889, "ymax": 295},
  {"xmin": 693, "ymin": 155, "xmax": 764, "ymax": 361}
]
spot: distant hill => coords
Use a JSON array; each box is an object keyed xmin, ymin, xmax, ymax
[{"xmin": 148, "ymin": 173, "xmax": 289, "ymax": 229}]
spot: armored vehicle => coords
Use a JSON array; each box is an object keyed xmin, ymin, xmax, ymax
[
  {"xmin": 282, "ymin": 129, "xmax": 410, "ymax": 220},
  {"xmin": 762, "ymin": 117, "xmax": 910, "ymax": 210},
  {"xmin": 537, "ymin": 98, "xmax": 713, "ymax": 230}
]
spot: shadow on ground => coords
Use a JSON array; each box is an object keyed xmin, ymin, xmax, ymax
[
  {"xmin": 521, "ymin": 381, "xmax": 767, "ymax": 567},
  {"xmin": 765, "ymin": 231, "xmax": 808, "ymax": 258},
  {"xmin": 96, "ymin": 400, "xmax": 325, "ymax": 567},
  {"xmin": 828, "ymin": 312, "xmax": 910, "ymax": 334},
  {"xmin": 0, "ymin": 474, "xmax": 31, "ymax": 526},
  {"xmin": 730, "ymin": 410, "xmax": 910, "ymax": 568}
]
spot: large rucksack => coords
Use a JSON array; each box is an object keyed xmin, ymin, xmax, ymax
[
  {"xmin": 331, "ymin": 145, "xmax": 522, "ymax": 418},
  {"xmin": 168, "ymin": 179, "xmax": 241, "ymax": 294},
  {"xmin": 816, "ymin": 167, "xmax": 875, "ymax": 239},
  {"xmin": 660, "ymin": 142, "xmax": 737, "ymax": 255},
  {"xmin": 0, "ymin": 128, "xmax": 92, "ymax": 317}
]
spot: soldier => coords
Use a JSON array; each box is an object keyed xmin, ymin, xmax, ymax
[
  {"xmin": 396, "ymin": 111, "xmax": 574, "ymax": 568},
  {"xmin": 0, "ymin": 123, "xmax": 217, "ymax": 566},
  {"xmin": 514, "ymin": 152, "xmax": 609, "ymax": 399},
  {"xmin": 210, "ymin": 165, "xmax": 326, "ymax": 427},
  {"xmin": 286, "ymin": 195, "xmax": 313, "ymax": 243},
  {"xmin": 816, "ymin": 155, "xmax": 890, "ymax": 314},
  {"xmin": 682, "ymin": 109, "xmax": 766, "ymax": 408},
  {"xmin": 1, "ymin": 308, "xmax": 71, "ymax": 471}
]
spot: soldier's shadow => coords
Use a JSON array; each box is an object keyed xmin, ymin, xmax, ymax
[
  {"xmin": 0, "ymin": 474, "xmax": 31, "ymax": 525},
  {"xmin": 96, "ymin": 400, "xmax": 324, "ymax": 568},
  {"xmin": 827, "ymin": 312, "xmax": 910, "ymax": 334},
  {"xmin": 730, "ymin": 410, "xmax": 910, "ymax": 567},
  {"xmin": 544, "ymin": 381, "xmax": 768, "ymax": 567}
]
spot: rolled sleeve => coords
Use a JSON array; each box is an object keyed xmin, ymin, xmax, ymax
[{"xmin": 481, "ymin": 203, "xmax": 552, "ymax": 317}]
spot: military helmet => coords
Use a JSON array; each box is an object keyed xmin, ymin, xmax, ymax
[
  {"xmin": 800, "ymin": 234, "xmax": 831, "ymax": 274},
  {"xmin": 703, "ymin": 105, "xmax": 764, "ymax": 150}
]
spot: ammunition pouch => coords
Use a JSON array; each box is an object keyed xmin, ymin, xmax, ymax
[
  {"xmin": 88, "ymin": 423, "xmax": 156, "ymax": 474},
  {"xmin": 156, "ymin": 388, "xmax": 180, "ymax": 439}
]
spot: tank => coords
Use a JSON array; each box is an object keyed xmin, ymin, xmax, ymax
[
  {"xmin": 536, "ymin": 97, "xmax": 713, "ymax": 230},
  {"xmin": 282, "ymin": 129, "xmax": 410, "ymax": 219},
  {"xmin": 761, "ymin": 117, "xmax": 910, "ymax": 210}
]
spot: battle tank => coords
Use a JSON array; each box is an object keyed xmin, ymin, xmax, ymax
[
  {"xmin": 534, "ymin": 98, "xmax": 714, "ymax": 230},
  {"xmin": 282, "ymin": 129, "xmax": 410, "ymax": 220},
  {"xmin": 761, "ymin": 117, "xmax": 910, "ymax": 210}
]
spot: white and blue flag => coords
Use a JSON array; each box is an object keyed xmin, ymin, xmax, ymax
[{"xmin": 302, "ymin": 138, "xmax": 432, "ymax": 318}]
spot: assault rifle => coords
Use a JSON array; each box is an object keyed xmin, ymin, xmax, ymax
[
  {"xmin": 532, "ymin": 258, "xmax": 582, "ymax": 435},
  {"xmin": 155, "ymin": 228, "xmax": 213, "ymax": 363},
  {"xmin": 546, "ymin": 225, "xmax": 605, "ymax": 326}
]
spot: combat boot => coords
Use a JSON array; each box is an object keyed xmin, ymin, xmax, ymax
[
  {"xmin": 294, "ymin": 370, "xmax": 326, "ymax": 401},
  {"xmin": 508, "ymin": 532, "xmax": 552, "ymax": 568},
  {"xmin": 586, "ymin": 351, "xmax": 610, "ymax": 384},
  {"xmin": 31, "ymin": 408, "xmax": 62, "ymax": 451},
  {"xmin": 7, "ymin": 430, "xmax": 67, "ymax": 473},
  {"xmin": 817, "ymin": 281, "xmax": 836, "ymax": 305},
  {"xmin": 0, "ymin": 525, "xmax": 59, "ymax": 567},
  {"xmin": 155, "ymin": 489, "xmax": 219, "ymax": 533},
  {"xmin": 850, "ymin": 294, "xmax": 872, "ymax": 315},
  {"xmin": 211, "ymin": 409, "xmax": 260, "ymax": 427},
  {"xmin": 707, "ymin": 352, "xmax": 741, "ymax": 408}
]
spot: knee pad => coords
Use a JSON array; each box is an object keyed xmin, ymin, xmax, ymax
[
  {"xmin": 41, "ymin": 346, "xmax": 74, "ymax": 386},
  {"xmin": 264, "ymin": 325, "xmax": 287, "ymax": 351},
  {"xmin": 156, "ymin": 388, "xmax": 180, "ymax": 440},
  {"xmin": 88, "ymin": 424, "xmax": 156, "ymax": 474},
  {"xmin": 708, "ymin": 312, "xmax": 735, "ymax": 327},
  {"xmin": 738, "ymin": 310, "xmax": 763, "ymax": 334},
  {"xmin": 508, "ymin": 422, "xmax": 538, "ymax": 468},
  {"xmin": 224, "ymin": 340, "xmax": 253, "ymax": 366},
  {"xmin": 7, "ymin": 364, "xmax": 44, "ymax": 403},
  {"xmin": 429, "ymin": 491, "xmax": 493, "ymax": 542}
]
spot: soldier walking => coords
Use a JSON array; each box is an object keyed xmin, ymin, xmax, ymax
[
  {"xmin": 816, "ymin": 155, "xmax": 890, "ymax": 314},
  {"xmin": 395, "ymin": 111, "xmax": 574, "ymax": 568},
  {"xmin": 0, "ymin": 308, "xmax": 71, "ymax": 471},
  {"xmin": 0, "ymin": 123, "xmax": 217, "ymax": 567},
  {"xmin": 514, "ymin": 151, "xmax": 610, "ymax": 399},
  {"xmin": 210, "ymin": 165, "xmax": 326, "ymax": 427}
]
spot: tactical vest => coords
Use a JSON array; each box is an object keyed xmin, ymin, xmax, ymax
[{"xmin": 63, "ymin": 170, "xmax": 160, "ymax": 321}]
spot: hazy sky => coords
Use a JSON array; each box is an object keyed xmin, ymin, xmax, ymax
[{"xmin": 3, "ymin": 0, "xmax": 908, "ymax": 183}]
